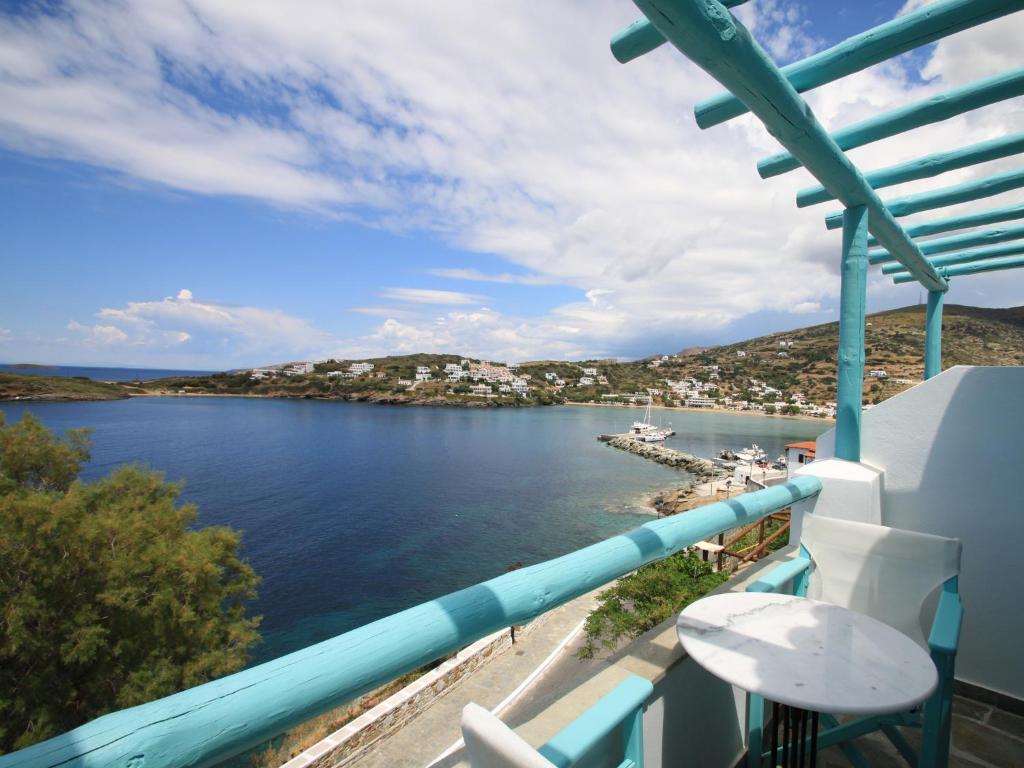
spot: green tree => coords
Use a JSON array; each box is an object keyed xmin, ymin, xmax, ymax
[{"xmin": 0, "ymin": 414, "xmax": 260, "ymax": 752}]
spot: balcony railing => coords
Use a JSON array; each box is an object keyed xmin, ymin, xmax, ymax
[{"xmin": 0, "ymin": 476, "xmax": 822, "ymax": 768}]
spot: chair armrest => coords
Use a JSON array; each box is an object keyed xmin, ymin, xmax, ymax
[
  {"xmin": 746, "ymin": 556, "xmax": 811, "ymax": 593},
  {"xmin": 928, "ymin": 589, "xmax": 963, "ymax": 656},
  {"xmin": 538, "ymin": 675, "xmax": 653, "ymax": 767}
]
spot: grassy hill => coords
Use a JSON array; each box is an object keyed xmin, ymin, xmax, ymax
[
  {"xmin": 0, "ymin": 373, "xmax": 130, "ymax": 402},
  {"xmin": 664, "ymin": 304, "xmax": 1024, "ymax": 405}
]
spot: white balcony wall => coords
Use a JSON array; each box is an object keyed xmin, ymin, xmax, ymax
[{"xmin": 813, "ymin": 366, "xmax": 1023, "ymax": 700}]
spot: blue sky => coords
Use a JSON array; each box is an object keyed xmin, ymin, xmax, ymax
[{"xmin": 1, "ymin": 1, "xmax": 1021, "ymax": 368}]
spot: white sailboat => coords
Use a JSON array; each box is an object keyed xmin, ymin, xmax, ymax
[{"xmin": 631, "ymin": 402, "xmax": 671, "ymax": 442}]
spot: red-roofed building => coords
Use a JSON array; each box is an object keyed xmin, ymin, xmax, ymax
[{"xmin": 785, "ymin": 440, "xmax": 816, "ymax": 467}]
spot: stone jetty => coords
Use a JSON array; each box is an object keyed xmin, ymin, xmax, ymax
[{"xmin": 605, "ymin": 435, "xmax": 725, "ymax": 479}]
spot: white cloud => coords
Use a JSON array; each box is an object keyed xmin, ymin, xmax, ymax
[
  {"xmin": 0, "ymin": 328, "xmax": 14, "ymax": 342},
  {"xmin": 427, "ymin": 268, "xmax": 551, "ymax": 285},
  {"xmin": 63, "ymin": 290, "xmax": 330, "ymax": 364},
  {"xmin": 791, "ymin": 301, "xmax": 822, "ymax": 315},
  {"xmin": 349, "ymin": 306, "xmax": 418, "ymax": 318},
  {"xmin": 2, "ymin": 2, "xmax": 1022, "ymax": 362},
  {"xmin": 66, "ymin": 320, "xmax": 129, "ymax": 345},
  {"xmin": 379, "ymin": 288, "xmax": 485, "ymax": 305}
]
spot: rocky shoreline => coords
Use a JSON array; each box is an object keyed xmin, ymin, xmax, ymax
[
  {"xmin": 605, "ymin": 435, "xmax": 726, "ymax": 479},
  {"xmin": 132, "ymin": 389, "xmax": 524, "ymax": 408}
]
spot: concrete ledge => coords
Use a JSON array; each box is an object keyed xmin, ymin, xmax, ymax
[{"xmin": 791, "ymin": 458, "xmax": 882, "ymax": 536}]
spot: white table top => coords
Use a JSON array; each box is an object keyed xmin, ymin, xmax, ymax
[{"xmin": 677, "ymin": 592, "xmax": 937, "ymax": 714}]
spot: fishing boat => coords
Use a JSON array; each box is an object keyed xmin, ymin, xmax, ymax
[{"xmin": 733, "ymin": 443, "xmax": 768, "ymax": 463}]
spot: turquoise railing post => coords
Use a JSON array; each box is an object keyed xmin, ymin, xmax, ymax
[
  {"xmin": 0, "ymin": 477, "xmax": 822, "ymax": 768},
  {"xmin": 746, "ymin": 694, "xmax": 764, "ymax": 768},
  {"xmin": 925, "ymin": 291, "xmax": 945, "ymax": 380},
  {"xmin": 835, "ymin": 206, "xmax": 868, "ymax": 462}
]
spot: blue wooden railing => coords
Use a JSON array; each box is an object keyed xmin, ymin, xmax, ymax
[{"xmin": 0, "ymin": 476, "xmax": 821, "ymax": 768}]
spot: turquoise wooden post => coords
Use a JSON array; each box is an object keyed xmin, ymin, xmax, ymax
[
  {"xmin": 746, "ymin": 694, "xmax": 764, "ymax": 768},
  {"xmin": 925, "ymin": 291, "xmax": 944, "ymax": 380},
  {"xmin": 836, "ymin": 206, "xmax": 869, "ymax": 462},
  {"xmin": 0, "ymin": 477, "xmax": 822, "ymax": 768}
]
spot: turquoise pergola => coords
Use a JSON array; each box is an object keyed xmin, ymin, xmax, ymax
[{"xmin": 612, "ymin": 0, "xmax": 1024, "ymax": 463}]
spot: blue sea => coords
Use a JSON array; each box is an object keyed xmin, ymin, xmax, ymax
[
  {"xmin": 0, "ymin": 363, "xmax": 216, "ymax": 381},
  {"xmin": 0, "ymin": 395, "xmax": 826, "ymax": 663}
]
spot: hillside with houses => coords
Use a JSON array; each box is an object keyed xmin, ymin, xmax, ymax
[{"xmin": 13, "ymin": 304, "xmax": 1020, "ymax": 413}]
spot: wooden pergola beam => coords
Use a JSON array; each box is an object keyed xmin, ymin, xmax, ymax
[
  {"xmin": 610, "ymin": 0, "xmax": 749, "ymax": 64},
  {"xmin": 696, "ymin": 0, "xmax": 1024, "ymax": 129},
  {"xmin": 884, "ymin": 241, "xmax": 1024, "ymax": 275},
  {"xmin": 762, "ymin": 67, "xmax": 1024, "ymax": 179},
  {"xmin": 826, "ymin": 168, "xmax": 1024, "ymax": 229},
  {"xmin": 799, "ymin": 133, "xmax": 1024, "ymax": 207},
  {"xmin": 866, "ymin": 203, "xmax": 1024, "ymax": 246},
  {"xmin": 894, "ymin": 254, "xmax": 1024, "ymax": 283},
  {"xmin": 868, "ymin": 224, "xmax": 1024, "ymax": 264},
  {"xmin": 631, "ymin": 0, "xmax": 946, "ymax": 291}
]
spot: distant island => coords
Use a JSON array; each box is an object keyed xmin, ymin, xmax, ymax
[{"xmin": 2, "ymin": 304, "xmax": 1021, "ymax": 409}]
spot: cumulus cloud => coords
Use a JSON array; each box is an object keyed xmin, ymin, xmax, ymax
[
  {"xmin": 2, "ymin": 1, "xmax": 1022, "ymax": 362},
  {"xmin": 66, "ymin": 320, "xmax": 129, "ymax": 345},
  {"xmin": 64, "ymin": 290, "xmax": 330, "ymax": 363},
  {"xmin": 0, "ymin": 328, "xmax": 15, "ymax": 342}
]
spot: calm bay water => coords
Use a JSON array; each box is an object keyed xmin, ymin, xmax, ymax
[{"xmin": 0, "ymin": 396, "xmax": 826, "ymax": 662}]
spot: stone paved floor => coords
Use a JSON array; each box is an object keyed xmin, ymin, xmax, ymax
[
  {"xmin": 344, "ymin": 587, "xmax": 605, "ymax": 768},
  {"xmin": 814, "ymin": 696, "xmax": 1024, "ymax": 768}
]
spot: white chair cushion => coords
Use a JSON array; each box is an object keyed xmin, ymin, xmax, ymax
[
  {"xmin": 802, "ymin": 515, "xmax": 961, "ymax": 648},
  {"xmin": 461, "ymin": 703, "xmax": 556, "ymax": 768}
]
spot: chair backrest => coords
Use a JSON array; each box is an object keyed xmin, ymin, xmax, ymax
[
  {"xmin": 801, "ymin": 515, "xmax": 961, "ymax": 648},
  {"xmin": 461, "ymin": 703, "xmax": 556, "ymax": 768}
]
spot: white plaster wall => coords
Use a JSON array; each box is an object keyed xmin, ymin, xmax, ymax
[
  {"xmin": 815, "ymin": 366, "xmax": 1023, "ymax": 700},
  {"xmin": 642, "ymin": 658, "xmax": 746, "ymax": 768}
]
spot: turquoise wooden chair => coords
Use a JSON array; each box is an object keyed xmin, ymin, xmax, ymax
[
  {"xmin": 745, "ymin": 515, "xmax": 963, "ymax": 768},
  {"xmin": 461, "ymin": 675, "xmax": 653, "ymax": 768}
]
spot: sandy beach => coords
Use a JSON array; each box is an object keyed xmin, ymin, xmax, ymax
[{"xmin": 564, "ymin": 399, "xmax": 833, "ymax": 423}]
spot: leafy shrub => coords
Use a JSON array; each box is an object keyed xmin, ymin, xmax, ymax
[
  {"xmin": 577, "ymin": 551, "xmax": 726, "ymax": 659},
  {"xmin": 0, "ymin": 414, "xmax": 260, "ymax": 751}
]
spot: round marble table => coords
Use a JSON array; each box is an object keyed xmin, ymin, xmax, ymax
[
  {"xmin": 677, "ymin": 593, "xmax": 937, "ymax": 767},
  {"xmin": 677, "ymin": 592, "xmax": 936, "ymax": 713}
]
